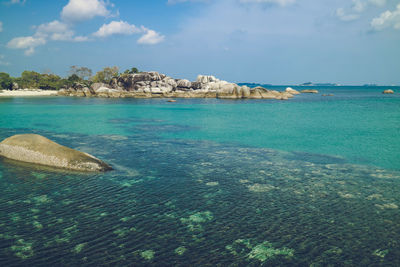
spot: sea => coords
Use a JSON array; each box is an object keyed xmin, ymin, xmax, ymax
[{"xmin": 0, "ymin": 85, "xmax": 399, "ymax": 266}]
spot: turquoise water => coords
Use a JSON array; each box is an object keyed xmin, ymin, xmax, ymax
[{"xmin": 0, "ymin": 86, "xmax": 400, "ymax": 265}]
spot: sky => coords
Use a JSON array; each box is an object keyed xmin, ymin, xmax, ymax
[{"xmin": 0, "ymin": 0, "xmax": 399, "ymax": 85}]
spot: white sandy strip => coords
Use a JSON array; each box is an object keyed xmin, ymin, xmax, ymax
[{"xmin": 0, "ymin": 89, "xmax": 58, "ymax": 97}]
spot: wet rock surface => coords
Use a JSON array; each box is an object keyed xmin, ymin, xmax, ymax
[{"xmin": 0, "ymin": 134, "xmax": 112, "ymax": 172}]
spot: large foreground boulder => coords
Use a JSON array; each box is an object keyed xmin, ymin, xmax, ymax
[{"xmin": 0, "ymin": 134, "xmax": 112, "ymax": 172}]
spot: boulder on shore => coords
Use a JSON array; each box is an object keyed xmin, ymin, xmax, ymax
[
  {"xmin": 285, "ymin": 87, "xmax": 300, "ymax": 95},
  {"xmin": 59, "ymin": 71, "xmax": 302, "ymax": 100},
  {"xmin": 383, "ymin": 89, "xmax": 394, "ymax": 94},
  {"xmin": 0, "ymin": 134, "xmax": 112, "ymax": 172}
]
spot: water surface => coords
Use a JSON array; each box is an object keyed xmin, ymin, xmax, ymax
[{"xmin": 0, "ymin": 87, "xmax": 400, "ymax": 266}]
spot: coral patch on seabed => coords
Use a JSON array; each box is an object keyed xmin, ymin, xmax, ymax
[{"xmin": 226, "ymin": 239, "xmax": 294, "ymax": 262}]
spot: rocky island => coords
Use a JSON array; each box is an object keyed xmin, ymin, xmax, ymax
[
  {"xmin": 58, "ymin": 72, "xmax": 300, "ymax": 100},
  {"xmin": 0, "ymin": 134, "xmax": 112, "ymax": 172}
]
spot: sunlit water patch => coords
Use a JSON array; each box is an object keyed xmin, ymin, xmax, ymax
[{"xmin": 0, "ymin": 92, "xmax": 400, "ymax": 265}]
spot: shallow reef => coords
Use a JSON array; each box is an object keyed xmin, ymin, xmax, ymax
[{"xmin": 0, "ymin": 126, "xmax": 400, "ymax": 266}]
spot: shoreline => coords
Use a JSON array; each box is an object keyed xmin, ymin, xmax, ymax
[{"xmin": 0, "ymin": 89, "xmax": 58, "ymax": 97}]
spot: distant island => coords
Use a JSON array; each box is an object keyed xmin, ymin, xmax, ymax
[{"xmin": 298, "ymin": 82, "xmax": 339, "ymax": 86}]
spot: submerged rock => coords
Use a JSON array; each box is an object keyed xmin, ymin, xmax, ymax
[
  {"xmin": 0, "ymin": 134, "xmax": 112, "ymax": 172},
  {"xmin": 285, "ymin": 87, "xmax": 300, "ymax": 95},
  {"xmin": 300, "ymin": 89, "xmax": 319, "ymax": 94}
]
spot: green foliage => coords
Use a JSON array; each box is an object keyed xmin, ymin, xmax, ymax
[
  {"xmin": 67, "ymin": 74, "xmax": 81, "ymax": 83},
  {"xmin": 37, "ymin": 74, "xmax": 63, "ymax": 90},
  {"xmin": 69, "ymin": 66, "xmax": 92, "ymax": 80},
  {"xmin": 92, "ymin": 66, "xmax": 119, "ymax": 83},
  {"xmin": 0, "ymin": 72, "xmax": 13, "ymax": 90},
  {"xmin": 123, "ymin": 67, "xmax": 139, "ymax": 75},
  {"xmin": 19, "ymin": 71, "xmax": 41, "ymax": 88},
  {"xmin": 12, "ymin": 71, "xmax": 68, "ymax": 90}
]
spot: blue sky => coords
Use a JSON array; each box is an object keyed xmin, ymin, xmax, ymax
[{"xmin": 0, "ymin": 0, "xmax": 399, "ymax": 85}]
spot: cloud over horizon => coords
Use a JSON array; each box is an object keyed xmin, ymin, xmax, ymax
[
  {"xmin": 93, "ymin": 20, "xmax": 141, "ymax": 37},
  {"xmin": 6, "ymin": 0, "xmax": 164, "ymax": 56},
  {"xmin": 371, "ymin": 4, "xmax": 400, "ymax": 30},
  {"xmin": 61, "ymin": 0, "xmax": 111, "ymax": 22}
]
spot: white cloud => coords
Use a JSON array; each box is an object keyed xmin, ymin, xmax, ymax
[
  {"xmin": 137, "ymin": 29, "xmax": 165, "ymax": 45},
  {"xmin": 0, "ymin": 21, "xmax": 3, "ymax": 32},
  {"xmin": 74, "ymin": 36, "xmax": 90, "ymax": 42},
  {"xmin": 35, "ymin": 20, "xmax": 74, "ymax": 41},
  {"xmin": 371, "ymin": 4, "xmax": 400, "ymax": 30},
  {"xmin": 369, "ymin": 0, "xmax": 386, "ymax": 7},
  {"xmin": 6, "ymin": 20, "xmax": 89, "ymax": 56},
  {"xmin": 167, "ymin": 0, "xmax": 209, "ymax": 4},
  {"xmin": 336, "ymin": 0, "xmax": 387, "ymax": 22},
  {"xmin": 8, "ymin": 0, "xmax": 26, "ymax": 4},
  {"xmin": 93, "ymin": 20, "xmax": 141, "ymax": 37},
  {"xmin": 239, "ymin": 0, "xmax": 296, "ymax": 6},
  {"xmin": 7, "ymin": 36, "xmax": 46, "ymax": 56},
  {"xmin": 336, "ymin": 8, "xmax": 360, "ymax": 21},
  {"xmin": 61, "ymin": 0, "xmax": 110, "ymax": 22},
  {"xmin": 33, "ymin": 20, "xmax": 89, "ymax": 42}
]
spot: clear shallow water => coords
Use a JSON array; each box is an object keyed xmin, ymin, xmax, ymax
[{"xmin": 0, "ymin": 87, "xmax": 400, "ymax": 266}]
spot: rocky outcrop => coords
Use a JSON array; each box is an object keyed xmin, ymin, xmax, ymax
[
  {"xmin": 383, "ymin": 89, "xmax": 394, "ymax": 94},
  {"xmin": 300, "ymin": 89, "xmax": 319, "ymax": 94},
  {"xmin": 285, "ymin": 87, "xmax": 300, "ymax": 95},
  {"xmin": 12, "ymin": 82, "xmax": 19, "ymax": 90},
  {"xmin": 0, "ymin": 134, "xmax": 112, "ymax": 172},
  {"xmin": 59, "ymin": 72, "xmax": 297, "ymax": 100}
]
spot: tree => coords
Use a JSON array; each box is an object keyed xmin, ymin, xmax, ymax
[
  {"xmin": 123, "ymin": 67, "xmax": 139, "ymax": 75},
  {"xmin": 67, "ymin": 74, "xmax": 81, "ymax": 83},
  {"xmin": 0, "ymin": 72, "xmax": 13, "ymax": 90},
  {"xmin": 38, "ymin": 74, "xmax": 62, "ymax": 90},
  {"xmin": 92, "ymin": 66, "xmax": 119, "ymax": 83},
  {"xmin": 18, "ymin": 70, "xmax": 41, "ymax": 88},
  {"xmin": 69, "ymin": 66, "xmax": 92, "ymax": 80}
]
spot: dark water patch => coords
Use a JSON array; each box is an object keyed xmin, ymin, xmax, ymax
[
  {"xmin": 288, "ymin": 151, "xmax": 347, "ymax": 165},
  {"xmin": 108, "ymin": 117, "xmax": 165, "ymax": 125}
]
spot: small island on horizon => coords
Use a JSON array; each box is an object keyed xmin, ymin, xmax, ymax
[{"xmin": 1, "ymin": 66, "xmax": 398, "ymax": 99}]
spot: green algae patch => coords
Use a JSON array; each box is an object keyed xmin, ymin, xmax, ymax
[
  {"xmin": 248, "ymin": 241, "xmax": 294, "ymax": 261},
  {"xmin": 141, "ymin": 250, "xmax": 155, "ymax": 260},
  {"xmin": 31, "ymin": 172, "xmax": 47, "ymax": 179},
  {"xmin": 226, "ymin": 239, "xmax": 252, "ymax": 256},
  {"xmin": 375, "ymin": 203, "xmax": 398, "ymax": 210},
  {"xmin": 373, "ymin": 249, "xmax": 389, "ymax": 258},
  {"xmin": 175, "ymin": 246, "xmax": 187, "ymax": 256},
  {"xmin": 188, "ymin": 211, "xmax": 213, "ymax": 223},
  {"xmin": 181, "ymin": 211, "xmax": 213, "ymax": 231},
  {"xmin": 247, "ymin": 183, "xmax": 276, "ymax": 193},
  {"xmin": 206, "ymin": 181, "xmax": 219, "ymax": 186},
  {"xmin": 113, "ymin": 227, "xmax": 136, "ymax": 238},
  {"xmin": 33, "ymin": 194, "xmax": 52, "ymax": 204},
  {"xmin": 11, "ymin": 239, "xmax": 34, "ymax": 259},
  {"xmin": 73, "ymin": 243, "xmax": 87, "ymax": 254},
  {"xmin": 33, "ymin": 221, "xmax": 43, "ymax": 230},
  {"xmin": 226, "ymin": 239, "xmax": 294, "ymax": 262}
]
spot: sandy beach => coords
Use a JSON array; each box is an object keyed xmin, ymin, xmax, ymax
[{"xmin": 0, "ymin": 89, "xmax": 58, "ymax": 97}]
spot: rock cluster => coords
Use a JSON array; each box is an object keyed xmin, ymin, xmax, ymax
[
  {"xmin": 0, "ymin": 134, "xmax": 112, "ymax": 172},
  {"xmin": 58, "ymin": 72, "xmax": 298, "ymax": 100}
]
